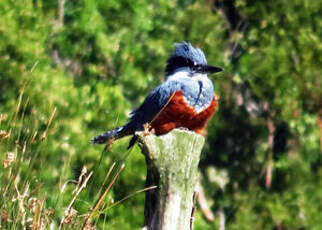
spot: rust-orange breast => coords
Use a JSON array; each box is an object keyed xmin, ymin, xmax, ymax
[{"xmin": 151, "ymin": 90, "xmax": 217, "ymax": 135}]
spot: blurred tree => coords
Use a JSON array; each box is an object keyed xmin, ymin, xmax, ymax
[{"xmin": 0, "ymin": 0, "xmax": 321, "ymax": 229}]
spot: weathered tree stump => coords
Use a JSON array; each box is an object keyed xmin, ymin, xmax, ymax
[{"xmin": 137, "ymin": 129, "xmax": 205, "ymax": 230}]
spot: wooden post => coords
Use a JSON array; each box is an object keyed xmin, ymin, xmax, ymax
[{"xmin": 137, "ymin": 129, "xmax": 205, "ymax": 230}]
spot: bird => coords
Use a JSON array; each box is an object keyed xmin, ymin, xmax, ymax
[{"xmin": 91, "ymin": 42, "xmax": 222, "ymax": 148}]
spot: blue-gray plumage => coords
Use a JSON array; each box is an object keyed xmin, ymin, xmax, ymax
[{"xmin": 92, "ymin": 42, "xmax": 222, "ymax": 147}]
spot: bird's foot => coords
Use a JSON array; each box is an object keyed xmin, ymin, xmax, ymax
[
  {"xmin": 178, "ymin": 127, "xmax": 190, "ymax": 131},
  {"xmin": 143, "ymin": 123, "xmax": 155, "ymax": 136}
]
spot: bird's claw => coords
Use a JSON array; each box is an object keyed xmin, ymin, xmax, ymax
[
  {"xmin": 143, "ymin": 123, "xmax": 155, "ymax": 136},
  {"xmin": 178, "ymin": 127, "xmax": 189, "ymax": 131}
]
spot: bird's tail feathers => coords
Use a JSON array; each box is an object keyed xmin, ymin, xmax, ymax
[{"xmin": 91, "ymin": 126, "xmax": 130, "ymax": 144}]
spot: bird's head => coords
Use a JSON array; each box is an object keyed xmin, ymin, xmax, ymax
[{"xmin": 165, "ymin": 42, "xmax": 222, "ymax": 77}]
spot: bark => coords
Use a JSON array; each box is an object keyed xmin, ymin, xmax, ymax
[{"xmin": 137, "ymin": 129, "xmax": 205, "ymax": 230}]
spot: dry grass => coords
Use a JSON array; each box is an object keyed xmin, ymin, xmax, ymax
[{"xmin": 0, "ymin": 91, "xmax": 151, "ymax": 229}]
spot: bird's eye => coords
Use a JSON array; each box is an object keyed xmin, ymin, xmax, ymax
[
  {"xmin": 192, "ymin": 64, "xmax": 203, "ymax": 72},
  {"xmin": 186, "ymin": 59, "xmax": 194, "ymax": 66}
]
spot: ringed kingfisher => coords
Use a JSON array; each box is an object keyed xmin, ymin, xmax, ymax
[{"xmin": 92, "ymin": 42, "xmax": 222, "ymax": 147}]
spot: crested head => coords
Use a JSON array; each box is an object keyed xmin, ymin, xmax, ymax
[
  {"xmin": 172, "ymin": 42, "xmax": 207, "ymax": 65},
  {"xmin": 165, "ymin": 42, "xmax": 222, "ymax": 76}
]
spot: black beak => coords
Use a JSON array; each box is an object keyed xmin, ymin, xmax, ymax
[{"xmin": 204, "ymin": 65, "xmax": 223, "ymax": 74}]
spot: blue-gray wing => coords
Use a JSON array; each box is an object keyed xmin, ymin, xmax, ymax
[{"xmin": 127, "ymin": 81, "xmax": 181, "ymax": 131}]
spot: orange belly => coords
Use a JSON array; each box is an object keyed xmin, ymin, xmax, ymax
[{"xmin": 150, "ymin": 90, "xmax": 217, "ymax": 135}]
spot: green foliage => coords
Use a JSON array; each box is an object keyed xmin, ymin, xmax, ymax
[{"xmin": 0, "ymin": 0, "xmax": 321, "ymax": 229}]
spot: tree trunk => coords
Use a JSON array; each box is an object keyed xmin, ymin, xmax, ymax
[{"xmin": 137, "ymin": 129, "xmax": 205, "ymax": 230}]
